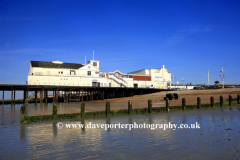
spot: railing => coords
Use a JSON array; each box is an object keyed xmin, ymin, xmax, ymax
[
  {"xmin": 0, "ymin": 81, "xmax": 166, "ymax": 89},
  {"xmin": 29, "ymin": 73, "xmax": 106, "ymax": 78},
  {"xmin": 27, "ymin": 81, "xmax": 131, "ymax": 87},
  {"xmin": 108, "ymin": 74, "xmax": 128, "ymax": 87}
]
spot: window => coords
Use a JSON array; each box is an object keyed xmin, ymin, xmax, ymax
[
  {"xmin": 87, "ymin": 71, "xmax": 91, "ymax": 76},
  {"xmin": 61, "ymin": 71, "xmax": 63, "ymax": 74},
  {"xmin": 70, "ymin": 70, "xmax": 76, "ymax": 75},
  {"xmin": 93, "ymin": 62, "xmax": 97, "ymax": 66}
]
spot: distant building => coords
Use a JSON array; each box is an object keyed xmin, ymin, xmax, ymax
[{"xmin": 27, "ymin": 59, "xmax": 171, "ymax": 89}]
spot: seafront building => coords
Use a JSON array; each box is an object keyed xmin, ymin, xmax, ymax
[{"xmin": 27, "ymin": 58, "xmax": 172, "ymax": 89}]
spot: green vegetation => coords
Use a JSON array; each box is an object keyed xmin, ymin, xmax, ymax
[{"xmin": 214, "ymin": 81, "xmax": 220, "ymax": 85}]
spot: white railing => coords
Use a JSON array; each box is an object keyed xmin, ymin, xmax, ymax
[
  {"xmin": 27, "ymin": 81, "xmax": 132, "ymax": 87},
  {"xmin": 108, "ymin": 74, "xmax": 128, "ymax": 87},
  {"xmin": 29, "ymin": 73, "xmax": 106, "ymax": 78}
]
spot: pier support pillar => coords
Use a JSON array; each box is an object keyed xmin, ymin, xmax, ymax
[
  {"xmin": 14, "ymin": 90, "xmax": 16, "ymax": 105},
  {"xmin": 2, "ymin": 90, "xmax": 4, "ymax": 104},
  {"xmin": 11, "ymin": 87, "xmax": 13, "ymax": 107}
]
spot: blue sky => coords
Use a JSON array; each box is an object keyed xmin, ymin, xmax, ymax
[{"xmin": 1, "ymin": 0, "xmax": 240, "ymax": 87}]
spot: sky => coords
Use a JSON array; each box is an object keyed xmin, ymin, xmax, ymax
[{"xmin": 1, "ymin": 0, "xmax": 240, "ymax": 90}]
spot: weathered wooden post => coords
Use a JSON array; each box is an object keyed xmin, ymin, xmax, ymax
[
  {"xmin": 40, "ymin": 97, "xmax": 43, "ymax": 105},
  {"xmin": 229, "ymin": 95, "xmax": 232, "ymax": 105},
  {"xmin": 25, "ymin": 99, "xmax": 28, "ymax": 107},
  {"xmin": 220, "ymin": 96, "xmax": 223, "ymax": 107},
  {"xmin": 148, "ymin": 99, "xmax": 152, "ymax": 113},
  {"xmin": 106, "ymin": 101, "xmax": 110, "ymax": 116},
  {"xmin": 2, "ymin": 90, "xmax": 4, "ymax": 104},
  {"xmin": 128, "ymin": 100, "xmax": 132, "ymax": 114},
  {"xmin": 52, "ymin": 103, "xmax": 58, "ymax": 119},
  {"xmin": 81, "ymin": 102, "xmax": 85, "ymax": 118},
  {"xmin": 197, "ymin": 97, "xmax": 201, "ymax": 109},
  {"xmin": 20, "ymin": 104, "xmax": 26, "ymax": 122},
  {"xmin": 237, "ymin": 94, "xmax": 240, "ymax": 104},
  {"xmin": 166, "ymin": 98, "xmax": 169, "ymax": 112},
  {"xmin": 211, "ymin": 96, "xmax": 214, "ymax": 108},
  {"xmin": 182, "ymin": 98, "xmax": 186, "ymax": 110}
]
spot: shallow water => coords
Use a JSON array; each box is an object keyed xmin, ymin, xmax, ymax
[{"xmin": 0, "ymin": 103, "xmax": 240, "ymax": 159}]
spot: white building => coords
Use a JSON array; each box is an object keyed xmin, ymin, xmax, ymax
[{"xmin": 27, "ymin": 59, "xmax": 171, "ymax": 89}]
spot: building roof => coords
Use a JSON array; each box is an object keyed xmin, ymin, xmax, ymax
[{"xmin": 31, "ymin": 61, "xmax": 84, "ymax": 69}]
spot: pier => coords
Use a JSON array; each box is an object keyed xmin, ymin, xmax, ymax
[{"xmin": 0, "ymin": 84, "xmax": 170, "ymax": 103}]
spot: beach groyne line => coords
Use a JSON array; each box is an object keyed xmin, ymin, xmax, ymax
[{"xmin": 20, "ymin": 94, "xmax": 240, "ymax": 123}]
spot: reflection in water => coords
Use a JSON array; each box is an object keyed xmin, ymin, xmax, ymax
[
  {"xmin": 0, "ymin": 103, "xmax": 240, "ymax": 159},
  {"xmin": 20, "ymin": 125, "xmax": 25, "ymax": 141}
]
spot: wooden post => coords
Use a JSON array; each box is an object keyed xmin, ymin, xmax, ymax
[
  {"xmin": 11, "ymin": 87, "xmax": 13, "ymax": 107},
  {"xmin": 128, "ymin": 100, "xmax": 132, "ymax": 114},
  {"xmin": 148, "ymin": 99, "xmax": 152, "ymax": 113},
  {"xmin": 166, "ymin": 98, "xmax": 169, "ymax": 112},
  {"xmin": 52, "ymin": 103, "xmax": 57, "ymax": 119},
  {"xmin": 182, "ymin": 98, "xmax": 186, "ymax": 110},
  {"xmin": 220, "ymin": 96, "xmax": 223, "ymax": 107},
  {"xmin": 2, "ymin": 90, "xmax": 4, "ymax": 104},
  {"xmin": 23, "ymin": 90, "xmax": 26, "ymax": 102},
  {"xmin": 25, "ymin": 98, "xmax": 28, "ymax": 107},
  {"xmin": 14, "ymin": 90, "xmax": 16, "ymax": 105},
  {"xmin": 106, "ymin": 101, "xmax": 110, "ymax": 116},
  {"xmin": 197, "ymin": 97, "xmax": 201, "ymax": 109},
  {"xmin": 237, "ymin": 94, "xmax": 240, "ymax": 104},
  {"xmin": 229, "ymin": 95, "xmax": 232, "ymax": 105},
  {"xmin": 210, "ymin": 97, "xmax": 214, "ymax": 108},
  {"xmin": 78, "ymin": 90, "xmax": 81, "ymax": 102},
  {"xmin": 45, "ymin": 90, "xmax": 48, "ymax": 103},
  {"xmin": 40, "ymin": 90, "xmax": 43, "ymax": 105},
  {"xmin": 20, "ymin": 104, "xmax": 26, "ymax": 122},
  {"xmin": 34, "ymin": 90, "xmax": 37, "ymax": 100},
  {"xmin": 81, "ymin": 102, "xmax": 85, "ymax": 118},
  {"xmin": 81, "ymin": 90, "xmax": 83, "ymax": 102},
  {"xmin": 56, "ymin": 89, "xmax": 58, "ymax": 102}
]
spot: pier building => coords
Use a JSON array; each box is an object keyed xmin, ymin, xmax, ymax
[{"xmin": 27, "ymin": 58, "xmax": 171, "ymax": 89}]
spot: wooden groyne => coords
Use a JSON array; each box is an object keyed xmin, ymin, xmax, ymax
[{"xmin": 21, "ymin": 94, "xmax": 240, "ymax": 123}]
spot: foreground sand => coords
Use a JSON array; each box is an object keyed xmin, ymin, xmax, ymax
[{"xmin": 84, "ymin": 88, "xmax": 240, "ymax": 112}]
